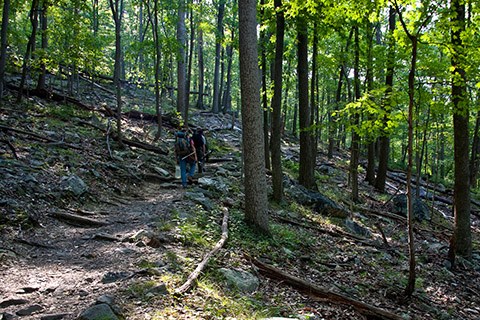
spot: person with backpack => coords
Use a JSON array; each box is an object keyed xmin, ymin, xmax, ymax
[
  {"xmin": 191, "ymin": 128, "xmax": 207, "ymax": 173},
  {"xmin": 174, "ymin": 128, "xmax": 197, "ymax": 188}
]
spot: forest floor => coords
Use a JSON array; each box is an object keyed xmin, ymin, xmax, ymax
[{"xmin": 0, "ymin": 81, "xmax": 480, "ymax": 320}]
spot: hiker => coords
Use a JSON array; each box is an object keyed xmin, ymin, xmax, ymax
[
  {"xmin": 192, "ymin": 128, "xmax": 207, "ymax": 173},
  {"xmin": 175, "ymin": 128, "xmax": 197, "ymax": 188}
]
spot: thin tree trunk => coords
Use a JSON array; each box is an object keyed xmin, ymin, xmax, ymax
[
  {"xmin": 211, "ymin": 0, "xmax": 225, "ymax": 114},
  {"xmin": 221, "ymin": 32, "xmax": 234, "ymax": 113},
  {"xmin": 350, "ymin": 25, "xmax": 361, "ymax": 203},
  {"xmin": 108, "ymin": 0, "xmax": 124, "ymax": 143},
  {"xmin": 310, "ymin": 22, "xmax": 318, "ymax": 174},
  {"xmin": 260, "ymin": 0, "xmax": 270, "ymax": 170},
  {"xmin": 297, "ymin": 15, "xmax": 316, "ymax": 190},
  {"xmin": 195, "ymin": 0, "xmax": 205, "ymax": 109},
  {"xmin": 36, "ymin": 0, "xmax": 48, "ymax": 91},
  {"xmin": 375, "ymin": 7, "xmax": 396, "ymax": 193},
  {"xmin": 404, "ymin": 36, "xmax": 417, "ymax": 297},
  {"xmin": 0, "ymin": 0, "xmax": 10, "ymax": 99},
  {"xmin": 365, "ymin": 20, "xmax": 376, "ymax": 185},
  {"xmin": 186, "ymin": 0, "xmax": 194, "ymax": 112},
  {"xmin": 470, "ymin": 110, "xmax": 480, "ymax": 188},
  {"xmin": 17, "ymin": 0, "xmax": 40, "ymax": 102},
  {"xmin": 271, "ymin": 0, "xmax": 284, "ymax": 203}
]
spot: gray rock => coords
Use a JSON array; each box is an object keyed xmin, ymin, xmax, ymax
[
  {"xmin": 59, "ymin": 174, "xmax": 88, "ymax": 196},
  {"xmin": 77, "ymin": 303, "xmax": 119, "ymax": 320},
  {"xmin": 219, "ymin": 268, "xmax": 259, "ymax": 293},
  {"xmin": 185, "ymin": 191, "xmax": 215, "ymax": 211},
  {"xmin": 344, "ymin": 219, "xmax": 371, "ymax": 238},
  {"xmin": 0, "ymin": 298, "xmax": 29, "ymax": 308},
  {"xmin": 101, "ymin": 271, "xmax": 132, "ymax": 284},
  {"xmin": 197, "ymin": 177, "xmax": 229, "ymax": 193},
  {"xmin": 285, "ymin": 178, "xmax": 347, "ymax": 217},
  {"xmin": 147, "ymin": 283, "xmax": 168, "ymax": 296},
  {"xmin": 391, "ymin": 194, "xmax": 431, "ymax": 222},
  {"xmin": 16, "ymin": 304, "xmax": 43, "ymax": 316},
  {"xmin": 40, "ymin": 313, "xmax": 71, "ymax": 320}
]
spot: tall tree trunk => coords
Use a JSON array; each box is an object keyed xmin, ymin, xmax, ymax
[
  {"xmin": 260, "ymin": 0, "xmax": 270, "ymax": 170},
  {"xmin": 221, "ymin": 32, "xmax": 234, "ymax": 113},
  {"xmin": 365, "ymin": 20, "xmax": 376, "ymax": 185},
  {"xmin": 270, "ymin": 0, "xmax": 285, "ymax": 203},
  {"xmin": 350, "ymin": 25, "xmax": 361, "ymax": 203},
  {"xmin": 310, "ymin": 22, "xmax": 318, "ymax": 175},
  {"xmin": 328, "ymin": 29, "xmax": 353, "ymax": 159},
  {"xmin": 17, "ymin": 0, "xmax": 40, "ymax": 102},
  {"xmin": 186, "ymin": 0, "xmax": 194, "ymax": 112},
  {"xmin": 297, "ymin": 15, "xmax": 316, "ymax": 190},
  {"xmin": 211, "ymin": 0, "xmax": 225, "ymax": 114},
  {"xmin": 0, "ymin": 0, "xmax": 10, "ymax": 99},
  {"xmin": 195, "ymin": 0, "xmax": 205, "ymax": 109},
  {"xmin": 109, "ymin": 0, "xmax": 124, "ymax": 143},
  {"xmin": 147, "ymin": 0, "xmax": 163, "ymax": 139},
  {"xmin": 177, "ymin": 0, "xmax": 187, "ymax": 123},
  {"xmin": 470, "ymin": 110, "xmax": 480, "ymax": 188},
  {"xmin": 238, "ymin": 0, "xmax": 269, "ymax": 234},
  {"xmin": 404, "ymin": 35, "xmax": 417, "ymax": 297},
  {"xmin": 37, "ymin": 0, "xmax": 48, "ymax": 91},
  {"xmin": 449, "ymin": 0, "xmax": 472, "ymax": 262},
  {"xmin": 92, "ymin": 0, "xmax": 99, "ymax": 35},
  {"xmin": 375, "ymin": 7, "xmax": 396, "ymax": 193}
]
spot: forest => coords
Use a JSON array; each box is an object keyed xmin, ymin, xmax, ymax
[{"xmin": 0, "ymin": 0, "xmax": 479, "ymax": 319}]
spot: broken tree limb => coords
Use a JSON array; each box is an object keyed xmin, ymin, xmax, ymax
[
  {"xmin": 50, "ymin": 211, "xmax": 108, "ymax": 227},
  {"xmin": 0, "ymin": 124, "xmax": 82, "ymax": 150},
  {"xmin": 275, "ymin": 215, "xmax": 378, "ymax": 248},
  {"xmin": 250, "ymin": 257, "xmax": 404, "ymax": 320},
  {"xmin": 175, "ymin": 207, "xmax": 229, "ymax": 295}
]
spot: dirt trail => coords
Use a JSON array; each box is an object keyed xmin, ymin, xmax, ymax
[{"xmin": 0, "ymin": 182, "xmax": 186, "ymax": 319}]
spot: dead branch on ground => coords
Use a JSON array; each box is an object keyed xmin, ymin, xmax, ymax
[
  {"xmin": 175, "ymin": 207, "xmax": 229, "ymax": 295},
  {"xmin": 250, "ymin": 257, "xmax": 404, "ymax": 320}
]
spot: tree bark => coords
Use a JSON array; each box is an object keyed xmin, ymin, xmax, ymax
[
  {"xmin": 251, "ymin": 258, "xmax": 404, "ymax": 320},
  {"xmin": 108, "ymin": 0, "xmax": 124, "ymax": 144},
  {"xmin": 176, "ymin": 0, "xmax": 187, "ymax": 123},
  {"xmin": 449, "ymin": 0, "xmax": 472, "ymax": 262},
  {"xmin": 350, "ymin": 25, "xmax": 361, "ymax": 203},
  {"xmin": 297, "ymin": 15, "xmax": 316, "ymax": 190},
  {"xmin": 17, "ymin": 0, "xmax": 40, "ymax": 102},
  {"xmin": 211, "ymin": 0, "xmax": 225, "ymax": 114},
  {"xmin": 36, "ymin": 0, "xmax": 48, "ymax": 91},
  {"xmin": 238, "ymin": 0, "xmax": 269, "ymax": 234},
  {"xmin": 195, "ymin": 0, "xmax": 205, "ymax": 110},
  {"xmin": 469, "ymin": 110, "xmax": 480, "ymax": 187},
  {"xmin": 0, "ymin": 0, "xmax": 10, "ymax": 99},
  {"xmin": 175, "ymin": 208, "xmax": 229, "ymax": 294},
  {"xmin": 270, "ymin": 0, "xmax": 285, "ymax": 203},
  {"xmin": 375, "ymin": 7, "xmax": 396, "ymax": 193}
]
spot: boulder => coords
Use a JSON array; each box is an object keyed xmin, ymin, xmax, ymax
[
  {"xmin": 219, "ymin": 268, "xmax": 259, "ymax": 293},
  {"xmin": 77, "ymin": 304, "xmax": 118, "ymax": 320},
  {"xmin": 391, "ymin": 194, "xmax": 431, "ymax": 222}
]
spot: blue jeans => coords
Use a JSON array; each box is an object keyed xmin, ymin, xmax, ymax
[{"xmin": 179, "ymin": 157, "xmax": 196, "ymax": 187}]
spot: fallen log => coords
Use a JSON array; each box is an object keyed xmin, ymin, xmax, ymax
[
  {"xmin": 250, "ymin": 257, "xmax": 404, "ymax": 320},
  {"xmin": 0, "ymin": 124, "xmax": 82, "ymax": 150},
  {"xmin": 50, "ymin": 211, "xmax": 107, "ymax": 227},
  {"xmin": 275, "ymin": 215, "xmax": 377, "ymax": 248},
  {"xmin": 175, "ymin": 207, "xmax": 229, "ymax": 295}
]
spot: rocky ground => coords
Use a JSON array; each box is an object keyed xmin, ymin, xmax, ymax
[{"xmin": 0, "ymin": 88, "xmax": 479, "ymax": 320}]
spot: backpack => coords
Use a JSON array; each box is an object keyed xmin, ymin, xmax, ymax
[
  {"xmin": 175, "ymin": 135, "xmax": 193, "ymax": 157},
  {"xmin": 191, "ymin": 132, "xmax": 204, "ymax": 148}
]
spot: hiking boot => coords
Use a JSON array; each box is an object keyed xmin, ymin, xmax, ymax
[{"xmin": 187, "ymin": 176, "xmax": 193, "ymax": 184}]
